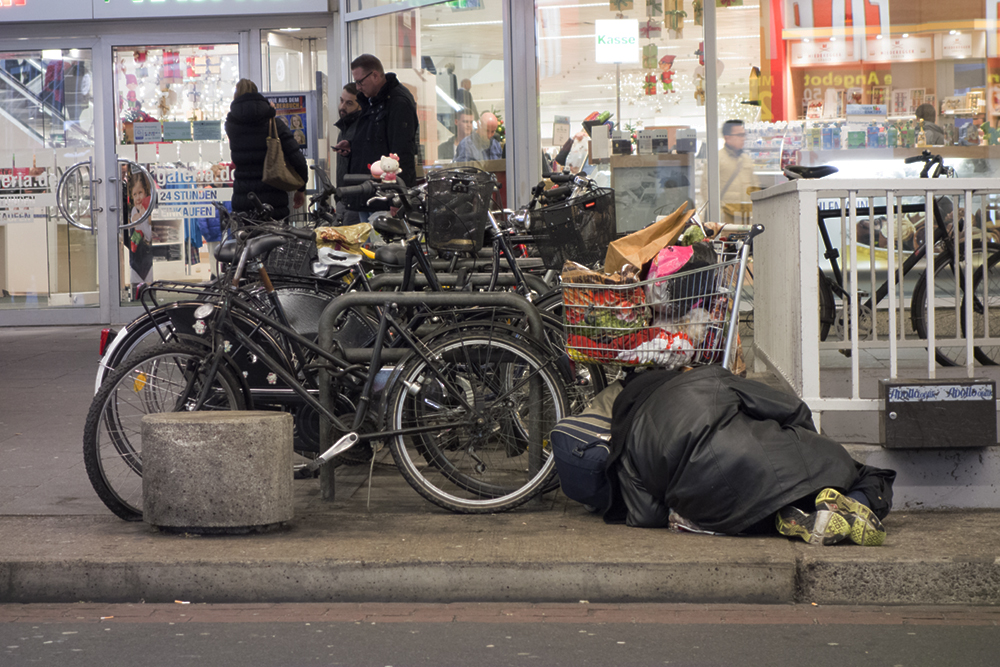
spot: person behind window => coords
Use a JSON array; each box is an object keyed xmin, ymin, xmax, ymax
[
  {"xmin": 704, "ymin": 119, "xmax": 759, "ymax": 224},
  {"xmin": 335, "ymin": 54, "xmax": 419, "ymax": 220},
  {"xmin": 440, "ymin": 108, "xmax": 474, "ymax": 161},
  {"xmin": 455, "ymin": 111, "xmax": 502, "ymax": 163},
  {"xmin": 224, "ymin": 78, "xmax": 308, "ymax": 220},
  {"xmin": 455, "ymin": 78, "xmax": 478, "ymax": 118},
  {"xmin": 333, "ymin": 82, "xmax": 362, "ymax": 225},
  {"xmin": 914, "ymin": 104, "xmax": 946, "ymax": 146}
]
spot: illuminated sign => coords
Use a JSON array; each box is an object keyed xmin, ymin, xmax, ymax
[
  {"xmin": 595, "ymin": 20, "xmax": 639, "ymax": 64},
  {"xmin": 0, "ymin": 1, "xmax": 29, "ymax": 8}
]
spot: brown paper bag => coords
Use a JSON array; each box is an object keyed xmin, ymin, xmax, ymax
[{"xmin": 603, "ymin": 201, "xmax": 694, "ymax": 274}]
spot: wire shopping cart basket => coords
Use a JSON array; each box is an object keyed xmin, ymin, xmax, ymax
[{"xmin": 562, "ymin": 224, "xmax": 763, "ymax": 371}]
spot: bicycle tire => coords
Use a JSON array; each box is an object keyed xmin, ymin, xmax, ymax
[
  {"xmin": 387, "ymin": 331, "xmax": 568, "ymax": 513},
  {"xmin": 969, "ymin": 246, "xmax": 1000, "ymax": 365},
  {"xmin": 911, "ymin": 242, "xmax": 989, "ymax": 367},
  {"xmin": 83, "ymin": 343, "xmax": 246, "ymax": 521}
]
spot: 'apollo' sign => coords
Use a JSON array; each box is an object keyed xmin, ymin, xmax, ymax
[{"xmin": 595, "ymin": 20, "xmax": 639, "ymax": 64}]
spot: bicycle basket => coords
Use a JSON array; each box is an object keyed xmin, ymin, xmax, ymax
[
  {"xmin": 529, "ymin": 187, "xmax": 615, "ymax": 270},
  {"xmin": 425, "ymin": 167, "xmax": 495, "ymax": 253},
  {"xmin": 262, "ymin": 237, "xmax": 317, "ymax": 277}
]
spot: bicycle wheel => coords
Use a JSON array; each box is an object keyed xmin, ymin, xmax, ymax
[
  {"xmin": 969, "ymin": 248, "xmax": 1000, "ymax": 365},
  {"xmin": 387, "ymin": 331, "xmax": 568, "ymax": 513},
  {"xmin": 83, "ymin": 343, "xmax": 246, "ymax": 521},
  {"xmin": 911, "ymin": 243, "xmax": 989, "ymax": 366}
]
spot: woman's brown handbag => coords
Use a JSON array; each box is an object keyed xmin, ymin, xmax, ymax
[{"xmin": 262, "ymin": 118, "xmax": 305, "ymax": 191}]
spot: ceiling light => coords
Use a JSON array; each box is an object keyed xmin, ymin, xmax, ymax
[
  {"xmin": 829, "ymin": 37, "xmax": 836, "ymax": 41},
  {"xmin": 279, "ymin": 28, "xmax": 301, "ymax": 32},
  {"xmin": 803, "ymin": 38, "xmax": 810, "ymax": 43},
  {"xmin": 902, "ymin": 33, "xmax": 909, "ymax": 38},
  {"xmin": 876, "ymin": 34, "xmax": 883, "ymax": 40}
]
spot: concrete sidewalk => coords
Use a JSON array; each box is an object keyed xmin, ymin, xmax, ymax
[{"xmin": 1, "ymin": 325, "xmax": 998, "ymax": 606}]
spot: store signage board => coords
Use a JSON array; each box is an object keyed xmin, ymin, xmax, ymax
[
  {"xmin": 865, "ymin": 36, "xmax": 933, "ymax": 62},
  {"xmin": 942, "ymin": 33, "xmax": 973, "ymax": 59},
  {"xmin": 133, "ymin": 122, "xmax": 163, "ymax": 144},
  {"xmin": 595, "ymin": 20, "xmax": 639, "ymax": 64},
  {"xmin": 192, "ymin": 121, "xmax": 222, "ymax": 141},
  {"xmin": 163, "ymin": 122, "xmax": 192, "ymax": 142},
  {"xmin": 790, "ymin": 40, "xmax": 853, "ymax": 65},
  {"xmin": 846, "ymin": 104, "xmax": 887, "ymax": 122}
]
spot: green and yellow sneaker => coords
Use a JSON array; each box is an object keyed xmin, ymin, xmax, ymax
[
  {"xmin": 775, "ymin": 506, "xmax": 851, "ymax": 545},
  {"xmin": 815, "ymin": 488, "xmax": 887, "ymax": 547}
]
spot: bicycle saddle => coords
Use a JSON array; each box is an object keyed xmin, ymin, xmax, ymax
[
  {"xmin": 213, "ymin": 235, "xmax": 287, "ymax": 264},
  {"xmin": 783, "ymin": 165, "xmax": 839, "ymax": 180},
  {"xmin": 374, "ymin": 242, "xmax": 408, "ymax": 268},
  {"xmin": 372, "ymin": 214, "xmax": 410, "ymax": 240}
]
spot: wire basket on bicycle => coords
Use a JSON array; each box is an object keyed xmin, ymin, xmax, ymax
[
  {"xmin": 529, "ymin": 186, "xmax": 616, "ymax": 270},
  {"xmin": 425, "ymin": 167, "xmax": 496, "ymax": 253},
  {"xmin": 562, "ymin": 226, "xmax": 760, "ymax": 370}
]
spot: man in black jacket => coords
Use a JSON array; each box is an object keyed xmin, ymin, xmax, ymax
[
  {"xmin": 225, "ymin": 78, "xmax": 308, "ymax": 220},
  {"xmin": 334, "ymin": 54, "xmax": 419, "ymax": 216},
  {"xmin": 333, "ymin": 82, "xmax": 362, "ymax": 224}
]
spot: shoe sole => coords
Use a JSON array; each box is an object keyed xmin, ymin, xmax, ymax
[
  {"xmin": 776, "ymin": 507, "xmax": 850, "ymax": 545},
  {"xmin": 815, "ymin": 488, "xmax": 887, "ymax": 547}
]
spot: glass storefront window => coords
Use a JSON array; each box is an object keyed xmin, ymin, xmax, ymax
[
  {"xmin": 114, "ymin": 43, "xmax": 240, "ymax": 305},
  {"xmin": 261, "ymin": 28, "xmax": 328, "ymax": 93},
  {"xmin": 0, "ymin": 48, "xmax": 97, "ymax": 310},
  {"xmin": 537, "ymin": 1, "xmax": 720, "ymax": 231},
  {"xmin": 347, "ymin": 0, "xmax": 508, "ymax": 202}
]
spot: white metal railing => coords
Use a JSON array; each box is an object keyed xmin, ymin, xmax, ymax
[{"xmin": 751, "ymin": 177, "xmax": 1000, "ymax": 421}]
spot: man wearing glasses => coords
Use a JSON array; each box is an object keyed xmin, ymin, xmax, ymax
[
  {"xmin": 707, "ymin": 119, "xmax": 759, "ymax": 224},
  {"xmin": 335, "ymin": 54, "xmax": 419, "ymax": 219}
]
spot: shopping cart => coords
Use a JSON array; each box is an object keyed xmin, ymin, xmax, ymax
[{"xmin": 562, "ymin": 224, "xmax": 763, "ymax": 371}]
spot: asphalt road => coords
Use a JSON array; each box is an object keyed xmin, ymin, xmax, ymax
[{"xmin": 2, "ymin": 603, "xmax": 997, "ymax": 667}]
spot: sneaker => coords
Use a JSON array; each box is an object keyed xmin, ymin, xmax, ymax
[
  {"xmin": 815, "ymin": 488, "xmax": 887, "ymax": 547},
  {"xmin": 775, "ymin": 506, "xmax": 851, "ymax": 545}
]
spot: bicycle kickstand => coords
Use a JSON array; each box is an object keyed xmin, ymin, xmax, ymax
[{"xmin": 303, "ymin": 432, "xmax": 360, "ymax": 473}]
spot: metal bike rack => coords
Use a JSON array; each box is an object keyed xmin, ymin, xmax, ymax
[{"xmin": 316, "ymin": 291, "xmax": 549, "ymax": 487}]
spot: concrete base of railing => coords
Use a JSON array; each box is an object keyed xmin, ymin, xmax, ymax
[{"xmin": 142, "ymin": 411, "xmax": 294, "ymax": 534}]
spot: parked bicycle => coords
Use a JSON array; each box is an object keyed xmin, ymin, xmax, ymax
[{"xmin": 784, "ymin": 151, "xmax": 1000, "ymax": 366}]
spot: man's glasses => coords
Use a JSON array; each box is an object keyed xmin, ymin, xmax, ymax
[{"xmin": 354, "ymin": 71, "xmax": 374, "ymax": 86}]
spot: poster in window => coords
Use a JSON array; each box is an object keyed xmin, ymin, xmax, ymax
[
  {"xmin": 870, "ymin": 86, "xmax": 888, "ymax": 106},
  {"xmin": 908, "ymin": 88, "xmax": 925, "ymax": 114},
  {"xmin": 893, "ymin": 89, "xmax": 910, "ymax": 116},
  {"xmin": 269, "ymin": 95, "xmax": 308, "ymax": 151}
]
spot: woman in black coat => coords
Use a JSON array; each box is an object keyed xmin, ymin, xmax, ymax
[{"xmin": 224, "ymin": 79, "xmax": 308, "ymax": 220}]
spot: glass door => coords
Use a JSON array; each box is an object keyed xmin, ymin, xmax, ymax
[
  {"xmin": 0, "ymin": 46, "xmax": 98, "ymax": 313},
  {"xmin": 110, "ymin": 41, "xmax": 241, "ymax": 309}
]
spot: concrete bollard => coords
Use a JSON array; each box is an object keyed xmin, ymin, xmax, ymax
[{"xmin": 142, "ymin": 411, "xmax": 294, "ymax": 534}]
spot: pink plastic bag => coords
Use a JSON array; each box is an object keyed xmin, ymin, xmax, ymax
[{"xmin": 647, "ymin": 245, "xmax": 694, "ymax": 280}]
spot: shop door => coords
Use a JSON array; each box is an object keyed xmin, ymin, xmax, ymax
[
  {"xmin": 0, "ymin": 45, "xmax": 101, "ymax": 321},
  {"xmin": 104, "ymin": 36, "xmax": 243, "ymax": 323}
]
